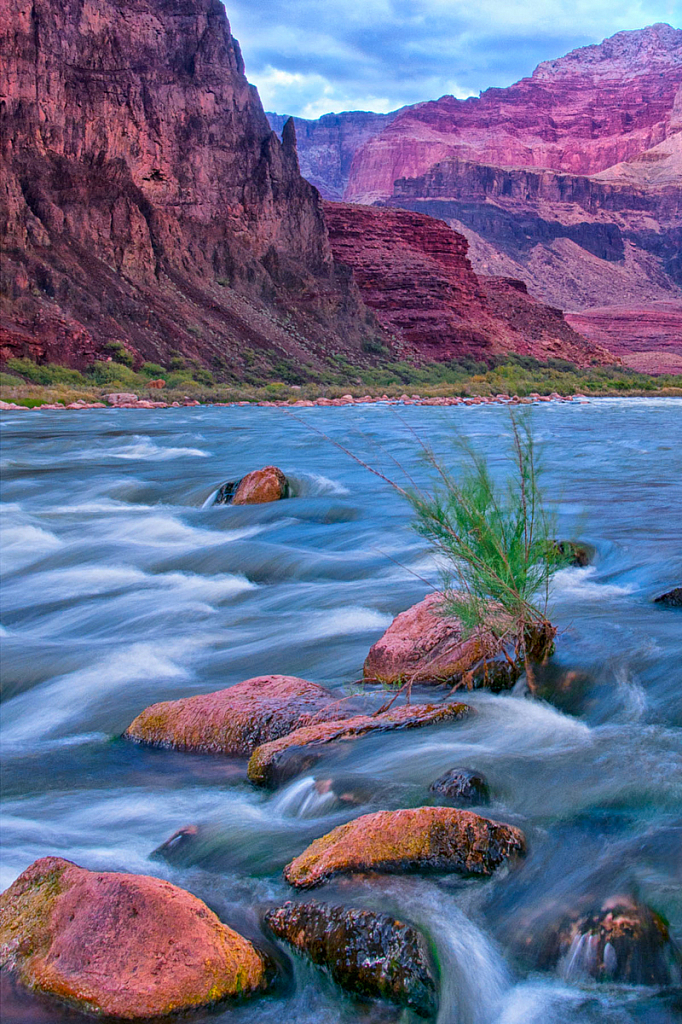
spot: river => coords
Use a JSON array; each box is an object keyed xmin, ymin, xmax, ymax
[{"xmin": 1, "ymin": 398, "xmax": 681, "ymax": 1023}]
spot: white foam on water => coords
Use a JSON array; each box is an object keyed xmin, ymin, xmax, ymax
[
  {"xmin": 298, "ymin": 606, "xmax": 393, "ymax": 639},
  {"xmin": 494, "ymin": 980, "xmax": 588, "ymax": 1024},
  {"xmin": 0, "ymin": 522, "xmax": 64, "ymax": 573},
  {"xmin": 550, "ymin": 565, "xmax": 635, "ymax": 600},
  {"xmin": 270, "ymin": 776, "xmax": 342, "ymax": 819},
  {"xmin": 100, "ymin": 513, "xmax": 263, "ymax": 549},
  {"xmin": 294, "ymin": 472, "xmax": 350, "ymax": 497},
  {"xmin": 102, "ymin": 436, "xmax": 209, "ymax": 461},
  {"xmin": 0, "ymin": 640, "xmax": 195, "ymax": 748}
]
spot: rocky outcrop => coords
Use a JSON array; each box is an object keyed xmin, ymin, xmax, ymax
[
  {"xmin": 247, "ymin": 702, "xmax": 471, "ymax": 788},
  {"xmin": 0, "ymin": 0, "xmax": 384, "ymax": 374},
  {"xmin": 363, "ymin": 592, "xmax": 555, "ymax": 689},
  {"xmin": 215, "ymin": 467, "xmax": 290, "ymax": 505},
  {"xmin": 324, "ymin": 203, "xmax": 615, "ymax": 366},
  {"xmin": 265, "ymin": 901, "xmax": 437, "ymax": 1016},
  {"xmin": 654, "ymin": 587, "xmax": 682, "ymax": 607},
  {"xmin": 565, "ymin": 302, "xmax": 682, "ymax": 373},
  {"xmin": 0, "ymin": 857, "xmax": 267, "ymax": 1018},
  {"xmin": 284, "ymin": 807, "xmax": 526, "ymax": 888},
  {"xmin": 124, "ymin": 675, "xmax": 350, "ymax": 756},
  {"xmin": 429, "ymin": 768, "xmax": 490, "ymax": 806}
]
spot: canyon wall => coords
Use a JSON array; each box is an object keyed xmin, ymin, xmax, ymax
[
  {"xmin": 0, "ymin": 0, "xmax": 383, "ymax": 371},
  {"xmin": 323, "ymin": 203, "xmax": 614, "ymax": 367}
]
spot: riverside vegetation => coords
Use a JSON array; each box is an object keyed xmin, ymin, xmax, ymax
[{"xmin": 1, "ymin": 351, "xmax": 681, "ymax": 408}]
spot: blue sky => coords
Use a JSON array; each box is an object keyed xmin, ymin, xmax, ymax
[{"xmin": 224, "ymin": 0, "xmax": 681, "ymax": 118}]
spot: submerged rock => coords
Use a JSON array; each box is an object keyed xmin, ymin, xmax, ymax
[
  {"xmin": 551, "ymin": 540, "xmax": 594, "ymax": 567},
  {"xmin": 284, "ymin": 807, "xmax": 526, "ymax": 889},
  {"xmin": 215, "ymin": 466, "xmax": 290, "ymax": 505},
  {"xmin": 429, "ymin": 768, "xmax": 490, "ymax": 806},
  {"xmin": 124, "ymin": 675, "xmax": 350, "ymax": 756},
  {"xmin": 265, "ymin": 901, "xmax": 437, "ymax": 1017},
  {"xmin": 654, "ymin": 587, "xmax": 682, "ymax": 608},
  {"xmin": 540, "ymin": 896, "xmax": 681, "ymax": 986},
  {"xmin": 0, "ymin": 857, "xmax": 267, "ymax": 1019},
  {"xmin": 363, "ymin": 592, "xmax": 554, "ymax": 689},
  {"xmin": 248, "ymin": 702, "xmax": 471, "ymax": 788}
]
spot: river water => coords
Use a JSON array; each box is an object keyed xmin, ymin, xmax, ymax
[{"xmin": 1, "ymin": 399, "xmax": 681, "ymax": 1023}]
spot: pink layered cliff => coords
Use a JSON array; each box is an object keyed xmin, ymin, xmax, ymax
[{"xmin": 345, "ymin": 25, "xmax": 682, "ymax": 202}]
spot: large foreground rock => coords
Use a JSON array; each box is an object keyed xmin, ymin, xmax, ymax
[
  {"xmin": 284, "ymin": 807, "xmax": 525, "ymax": 889},
  {"xmin": 0, "ymin": 857, "xmax": 267, "ymax": 1019},
  {"xmin": 266, "ymin": 901, "xmax": 437, "ymax": 1017},
  {"xmin": 248, "ymin": 702, "xmax": 471, "ymax": 787},
  {"xmin": 124, "ymin": 675, "xmax": 348, "ymax": 756},
  {"xmin": 364, "ymin": 592, "xmax": 554, "ymax": 688}
]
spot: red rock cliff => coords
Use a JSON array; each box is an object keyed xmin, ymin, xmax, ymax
[{"xmin": 0, "ymin": 0, "xmax": 380, "ymax": 370}]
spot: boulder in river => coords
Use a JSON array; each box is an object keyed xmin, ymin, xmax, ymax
[
  {"xmin": 0, "ymin": 857, "xmax": 267, "ymax": 1019},
  {"xmin": 248, "ymin": 702, "xmax": 471, "ymax": 788},
  {"xmin": 539, "ymin": 896, "xmax": 681, "ymax": 986},
  {"xmin": 215, "ymin": 466, "xmax": 290, "ymax": 505},
  {"xmin": 550, "ymin": 540, "xmax": 594, "ymax": 567},
  {"xmin": 284, "ymin": 807, "xmax": 526, "ymax": 889},
  {"xmin": 124, "ymin": 675, "xmax": 351, "ymax": 756},
  {"xmin": 363, "ymin": 592, "xmax": 554, "ymax": 689},
  {"xmin": 265, "ymin": 901, "xmax": 437, "ymax": 1017},
  {"xmin": 654, "ymin": 587, "xmax": 682, "ymax": 608},
  {"xmin": 429, "ymin": 768, "xmax": 490, "ymax": 806}
]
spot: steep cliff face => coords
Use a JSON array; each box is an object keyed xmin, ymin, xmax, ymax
[
  {"xmin": 323, "ymin": 203, "xmax": 615, "ymax": 367},
  {"xmin": 0, "ymin": 0, "xmax": 380, "ymax": 370},
  {"xmin": 345, "ymin": 25, "xmax": 682, "ymax": 202},
  {"xmin": 565, "ymin": 302, "xmax": 682, "ymax": 373},
  {"xmin": 267, "ymin": 110, "xmax": 400, "ymax": 200}
]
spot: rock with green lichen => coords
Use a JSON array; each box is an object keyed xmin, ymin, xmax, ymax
[
  {"xmin": 284, "ymin": 807, "xmax": 526, "ymax": 889},
  {"xmin": 247, "ymin": 701, "xmax": 471, "ymax": 788},
  {"xmin": 265, "ymin": 900, "xmax": 438, "ymax": 1017},
  {"xmin": 0, "ymin": 857, "xmax": 268, "ymax": 1019}
]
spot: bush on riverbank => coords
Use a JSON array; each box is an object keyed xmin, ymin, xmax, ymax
[{"xmin": 1, "ymin": 354, "xmax": 681, "ymax": 407}]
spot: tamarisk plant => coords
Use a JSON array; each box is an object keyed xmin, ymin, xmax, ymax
[{"xmin": 406, "ymin": 413, "xmax": 564, "ymax": 691}]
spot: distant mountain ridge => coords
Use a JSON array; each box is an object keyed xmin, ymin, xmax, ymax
[{"xmin": 268, "ymin": 24, "xmax": 682, "ymax": 368}]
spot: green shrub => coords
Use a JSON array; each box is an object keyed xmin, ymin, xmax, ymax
[
  {"xmin": 103, "ymin": 341, "xmax": 135, "ymax": 367},
  {"xmin": 139, "ymin": 362, "xmax": 167, "ymax": 378},
  {"xmin": 85, "ymin": 361, "xmax": 140, "ymax": 387},
  {"xmin": 0, "ymin": 372, "xmax": 23, "ymax": 386},
  {"xmin": 5, "ymin": 358, "xmax": 87, "ymax": 385}
]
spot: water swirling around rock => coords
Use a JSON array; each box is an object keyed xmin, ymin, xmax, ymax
[{"xmin": 0, "ymin": 399, "xmax": 681, "ymax": 1023}]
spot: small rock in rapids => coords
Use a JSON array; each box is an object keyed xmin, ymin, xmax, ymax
[
  {"xmin": 654, "ymin": 587, "xmax": 682, "ymax": 608},
  {"xmin": 0, "ymin": 857, "xmax": 268, "ymax": 1019},
  {"xmin": 284, "ymin": 807, "xmax": 526, "ymax": 889},
  {"xmin": 247, "ymin": 702, "xmax": 471, "ymax": 787},
  {"xmin": 215, "ymin": 466, "xmax": 290, "ymax": 505},
  {"xmin": 363, "ymin": 592, "xmax": 554, "ymax": 689},
  {"xmin": 550, "ymin": 540, "xmax": 594, "ymax": 567},
  {"xmin": 429, "ymin": 768, "xmax": 490, "ymax": 805},
  {"xmin": 124, "ymin": 675, "xmax": 352, "ymax": 756},
  {"xmin": 542, "ymin": 896, "xmax": 682, "ymax": 985},
  {"xmin": 265, "ymin": 901, "xmax": 437, "ymax": 1017}
]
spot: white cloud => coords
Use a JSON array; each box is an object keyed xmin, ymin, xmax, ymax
[{"xmin": 223, "ymin": 0, "xmax": 681, "ymax": 117}]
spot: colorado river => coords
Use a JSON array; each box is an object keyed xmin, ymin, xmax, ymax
[{"xmin": 1, "ymin": 399, "xmax": 681, "ymax": 1023}]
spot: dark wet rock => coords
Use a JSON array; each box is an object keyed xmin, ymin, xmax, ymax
[
  {"xmin": 124, "ymin": 675, "xmax": 352, "ymax": 756},
  {"xmin": 551, "ymin": 540, "xmax": 594, "ymax": 567},
  {"xmin": 363, "ymin": 592, "xmax": 555, "ymax": 689},
  {"xmin": 654, "ymin": 587, "xmax": 682, "ymax": 608},
  {"xmin": 429, "ymin": 768, "xmax": 490, "ymax": 806},
  {"xmin": 0, "ymin": 857, "xmax": 267, "ymax": 1019},
  {"xmin": 539, "ymin": 896, "xmax": 682, "ymax": 985},
  {"xmin": 265, "ymin": 901, "xmax": 438, "ymax": 1017},
  {"xmin": 247, "ymin": 702, "xmax": 471, "ymax": 788},
  {"xmin": 215, "ymin": 467, "xmax": 290, "ymax": 506},
  {"xmin": 284, "ymin": 807, "xmax": 526, "ymax": 889}
]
